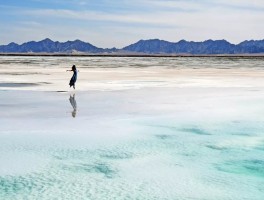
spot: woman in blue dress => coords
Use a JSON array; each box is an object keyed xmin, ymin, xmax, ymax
[{"xmin": 67, "ymin": 65, "xmax": 78, "ymax": 89}]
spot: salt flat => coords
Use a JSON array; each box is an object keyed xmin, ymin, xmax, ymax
[{"xmin": 0, "ymin": 56, "xmax": 264, "ymax": 200}]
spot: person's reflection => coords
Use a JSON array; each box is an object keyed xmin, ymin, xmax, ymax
[{"xmin": 69, "ymin": 94, "xmax": 77, "ymax": 118}]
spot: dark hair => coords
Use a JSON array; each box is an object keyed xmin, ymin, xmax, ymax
[{"xmin": 72, "ymin": 65, "xmax": 76, "ymax": 71}]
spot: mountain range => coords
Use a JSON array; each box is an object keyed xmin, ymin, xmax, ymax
[{"xmin": 1, "ymin": 38, "xmax": 264, "ymax": 54}]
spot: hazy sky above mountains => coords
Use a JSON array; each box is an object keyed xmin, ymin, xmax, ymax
[{"xmin": 1, "ymin": 0, "xmax": 264, "ymax": 48}]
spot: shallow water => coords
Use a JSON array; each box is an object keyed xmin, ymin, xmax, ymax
[{"xmin": 0, "ymin": 57, "xmax": 264, "ymax": 199}]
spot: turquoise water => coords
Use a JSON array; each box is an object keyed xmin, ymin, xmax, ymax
[{"xmin": 0, "ymin": 88, "xmax": 264, "ymax": 200}]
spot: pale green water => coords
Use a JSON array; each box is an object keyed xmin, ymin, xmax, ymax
[{"xmin": 1, "ymin": 87, "xmax": 264, "ymax": 200}]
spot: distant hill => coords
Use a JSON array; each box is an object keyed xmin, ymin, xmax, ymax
[
  {"xmin": 0, "ymin": 38, "xmax": 105, "ymax": 53},
  {"xmin": 123, "ymin": 39, "xmax": 264, "ymax": 54},
  {"xmin": 1, "ymin": 38, "xmax": 264, "ymax": 54}
]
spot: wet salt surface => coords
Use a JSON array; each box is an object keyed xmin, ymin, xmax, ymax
[
  {"xmin": 1, "ymin": 87, "xmax": 264, "ymax": 200},
  {"xmin": 1, "ymin": 56, "xmax": 264, "ymax": 199},
  {"xmin": 1, "ymin": 56, "xmax": 264, "ymax": 91}
]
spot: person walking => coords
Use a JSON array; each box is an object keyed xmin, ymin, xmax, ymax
[{"xmin": 67, "ymin": 65, "xmax": 78, "ymax": 89}]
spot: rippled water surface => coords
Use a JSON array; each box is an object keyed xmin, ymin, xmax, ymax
[
  {"xmin": 1, "ymin": 56, "xmax": 264, "ymax": 69},
  {"xmin": 0, "ymin": 57, "xmax": 264, "ymax": 199}
]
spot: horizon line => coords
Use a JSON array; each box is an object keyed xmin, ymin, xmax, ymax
[{"xmin": 1, "ymin": 38, "xmax": 264, "ymax": 49}]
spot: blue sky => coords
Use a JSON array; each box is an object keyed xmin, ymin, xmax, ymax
[{"xmin": 0, "ymin": 0, "xmax": 264, "ymax": 48}]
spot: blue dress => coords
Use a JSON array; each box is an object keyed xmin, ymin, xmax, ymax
[{"xmin": 69, "ymin": 69, "xmax": 77, "ymax": 87}]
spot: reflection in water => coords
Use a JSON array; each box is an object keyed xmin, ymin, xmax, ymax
[{"xmin": 69, "ymin": 94, "xmax": 77, "ymax": 118}]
